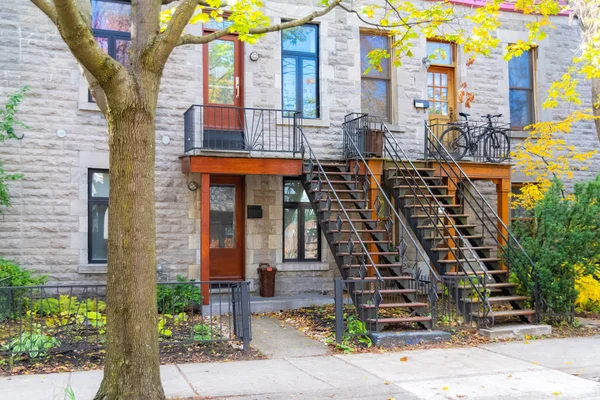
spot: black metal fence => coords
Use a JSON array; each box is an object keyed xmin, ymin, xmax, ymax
[
  {"xmin": 184, "ymin": 105, "xmax": 302, "ymax": 154},
  {"xmin": 0, "ymin": 281, "xmax": 251, "ymax": 360},
  {"xmin": 426, "ymin": 118, "xmax": 511, "ymax": 163}
]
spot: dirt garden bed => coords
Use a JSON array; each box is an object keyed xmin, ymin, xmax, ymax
[{"xmin": 269, "ymin": 304, "xmax": 600, "ymax": 354}]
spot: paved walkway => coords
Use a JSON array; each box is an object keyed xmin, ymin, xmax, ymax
[{"xmin": 2, "ymin": 336, "xmax": 600, "ymax": 399}]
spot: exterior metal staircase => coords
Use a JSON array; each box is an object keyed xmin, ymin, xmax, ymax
[
  {"xmin": 379, "ymin": 119, "xmax": 538, "ymax": 325},
  {"xmin": 298, "ymin": 124, "xmax": 440, "ymax": 331}
]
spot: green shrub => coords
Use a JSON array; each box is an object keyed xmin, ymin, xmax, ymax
[
  {"xmin": 4, "ymin": 332, "xmax": 61, "ymax": 358},
  {"xmin": 0, "ymin": 258, "xmax": 47, "ymax": 287},
  {"xmin": 509, "ymin": 175, "xmax": 600, "ymax": 321},
  {"xmin": 157, "ymin": 275, "xmax": 202, "ymax": 314},
  {"xmin": 193, "ymin": 323, "xmax": 213, "ymax": 341}
]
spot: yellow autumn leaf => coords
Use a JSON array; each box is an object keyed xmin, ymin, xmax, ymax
[
  {"xmin": 442, "ymin": 386, "xmax": 449, "ymax": 391},
  {"xmin": 400, "ymin": 356, "xmax": 408, "ymax": 362},
  {"xmin": 552, "ymin": 391, "xmax": 562, "ymax": 396}
]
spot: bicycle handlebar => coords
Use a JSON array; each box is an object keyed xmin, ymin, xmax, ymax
[{"xmin": 482, "ymin": 114, "xmax": 502, "ymax": 119}]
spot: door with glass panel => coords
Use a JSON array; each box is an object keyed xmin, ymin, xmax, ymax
[
  {"xmin": 209, "ymin": 176, "xmax": 244, "ymax": 280},
  {"xmin": 426, "ymin": 41, "xmax": 456, "ymax": 127},
  {"xmin": 202, "ymin": 30, "xmax": 244, "ymax": 149}
]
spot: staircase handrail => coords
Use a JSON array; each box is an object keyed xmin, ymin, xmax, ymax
[
  {"xmin": 383, "ymin": 123, "xmax": 494, "ymax": 324},
  {"xmin": 298, "ymin": 126, "xmax": 384, "ymax": 282},
  {"xmin": 342, "ymin": 116, "xmax": 440, "ymax": 282},
  {"xmin": 423, "ymin": 122, "xmax": 542, "ymax": 311}
]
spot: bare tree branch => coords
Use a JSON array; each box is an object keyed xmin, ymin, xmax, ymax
[
  {"xmin": 30, "ymin": 0, "xmax": 58, "ymax": 23},
  {"xmin": 152, "ymin": 0, "xmax": 199, "ymax": 67},
  {"xmin": 177, "ymin": 0, "xmax": 342, "ymax": 46}
]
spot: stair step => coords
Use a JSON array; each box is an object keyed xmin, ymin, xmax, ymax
[
  {"xmin": 367, "ymin": 316, "xmax": 433, "ymax": 324},
  {"xmin": 416, "ymin": 224, "xmax": 476, "ymax": 230},
  {"xmin": 361, "ymin": 302, "xmax": 428, "ymax": 309},
  {"xmin": 386, "ymin": 167, "xmax": 436, "ymax": 173},
  {"xmin": 405, "ymin": 204, "xmax": 461, "ymax": 209},
  {"xmin": 395, "ymin": 185, "xmax": 449, "ymax": 190},
  {"xmin": 343, "ymin": 263, "xmax": 408, "ymax": 269},
  {"xmin": 439, "ymin": 258, "xmax": 502, "ymax": 265},
  {"xmin": 432, "ymin": 246, "xmax": 495, "ymax": 252},
  {"xmin": 334, "ymin": 240, "xmax": 390, "ymax": 245},
  {"xmin": 310, "ymin": 179, "xmax": 354, "ymax": 184},
  {"xmin": 471, "ymin": 309, "xmax": 536, "ymax": 318},
  {"xmin": 400, "ymin": 194, "xmax": 455, "ymax": 199},
  {"xmin": 312, "ymin": 188, "xmax": 363, "ymax": 193},
  {"xmin": 322, "ymin": 198, "xmax": 367, "ymax": 203},
  {"xmin": 318, "ymin": 162, "xmax": 348, "ymax": 168},
  {"xmin": 324, "ymin": 218, "xmax": 381, "ymax": 223},
  {"xmin": 444, "ymin": 268, "xmax": 507, "ymax": 275},
  {"xmin": 457, "ymin": 282, "xmax": 518, "ymax": 289},
  {"xmin": 461, "ymin": 295, "xmax": 529, "ymax": 304},
  {"xmin": 424, "ymin": 234, "xmax": 484, "ymax": 240},
  {"xmin": 315, "ymin": 171, "xmax": 353, "ymax": 176},
  {"xmin": 348, "ymin": 276, "xmax": 414, "ymax": 281},
  {"xmin": 354, "ymin": 289, "xmax": 417, "ymax": 295},
  {"xmin": 319, "ymin": 208, "xmax": 375, "ymax": 213},
  {"xmin": 388, "ymin": 175, "xmax": 442, "ymax": 181},
  {"xmin": 337, "ymin": 251, "xmax": 400, "ymax": 257},
  {"xmin": 328, "ymin": 229, "xmax": 387, "ymax": 233},
  {"xmin": 412, "ymin": 213, "xmax": 470, "ymax": 219}
]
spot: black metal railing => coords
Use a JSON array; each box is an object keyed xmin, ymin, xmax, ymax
[
  {"xmin": 381, "ymin": 122, "xmax": 494, "ymax": 326},
  {"xmin": 184, "ymin": 105, "xmax": 302, "ymax": 154},
  {"xmin": 426, "ymin": 118, "xmax": 511, "ymax": 163},
  {"xmin": 423, "ymin": 123, "xmax": 543, "ymax": 319},
  {"xmin": 0, "ymin": 281, "xmax": 251, "ymax": 361}
]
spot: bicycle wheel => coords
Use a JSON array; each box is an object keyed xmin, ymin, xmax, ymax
[
  {"xmin": 439, "ymin": 126, "xmax": 469, "ymax": 160},
  {"xmin": 483, "ymin": 129, "xmax": 510, "ymax": 162}
]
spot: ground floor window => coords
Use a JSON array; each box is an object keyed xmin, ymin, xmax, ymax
[
  {"xmin": 283, "ymin": 178, "xmax": 320, "ymax": 261},
  {"xmin": 88, "ymin": 169, "xmax": 109, "ymax": 263},
  {"xmin": 510, "ymin": 183, "xmax": 533, "ymax": 223}
]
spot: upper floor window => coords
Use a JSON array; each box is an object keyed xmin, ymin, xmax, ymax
[
  {"xmin": 283, "ymin": 179, "xmax": 320, "ymax": 261},
  {"xmin": 360, "ymin": 33, "xmax": 391, "ymax": 121},
  {"xmin": 426, "ymin": 41, "xmax": 454, "ymax": 66},
  {"xmin": 88, "ymin": 170, "xmax": 109, "ymax": 264},
  {"xmin": 92, "ymin": 0, "xmax": 131, "ymax": 66},
  {"xmin": 282, "ymin": 24, "xmax": 319, "ymax": 119},
  {"xmin": 508, "ymin": 49, "xmax": 535, "ymax": 130}
]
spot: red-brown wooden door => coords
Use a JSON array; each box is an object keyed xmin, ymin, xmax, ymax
[
  {"xmin": 202, "ymin": 35, "xmax": 244, "ymax": 133},
  {"xmin": 209, "ymin": 176, "xmax": 245, "ymax": 280}
]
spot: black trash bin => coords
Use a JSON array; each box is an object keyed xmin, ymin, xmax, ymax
[{"xmin": 257, "ymin": 263, "xmax": 277, "ymax": 297}]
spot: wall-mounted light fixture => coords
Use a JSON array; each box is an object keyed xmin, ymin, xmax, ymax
[
  {"xmin": 187, "ymin": 181, "xmax": 199, "ymax": 191},
  {"xmin": 422, "ymin": 56, "xmax": 432, "ymax": 69},
  {"xmin": 249, "ymin": 51, "xmax": 259, "ymax": 62}
]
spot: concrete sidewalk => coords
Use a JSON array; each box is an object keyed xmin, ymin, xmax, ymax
[{"xmin": 2, "ymin": 336, "xmax": 600, "ymax": 400}]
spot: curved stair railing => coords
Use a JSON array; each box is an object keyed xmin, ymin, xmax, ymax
[
  {"xmin": 298, "ymin": 126, "xmax": 387, "ymax": 326},
  {"xmin": 342, "ymin": 114, "xmax": 441, "ymax": 321},
  {"xmin": 382, "ymin": 122, "xmax": 495, "ymax": 326},
  {"xmin": 423, "ymin": 123, "xmax": 543, "ymax": 319}
]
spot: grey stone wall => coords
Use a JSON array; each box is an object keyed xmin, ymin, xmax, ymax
[{"xmin": 0, "ymin": 0, "xmax": 598, "ymax": 288}]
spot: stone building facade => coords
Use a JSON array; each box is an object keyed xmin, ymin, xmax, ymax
[{"xmin": 0, "ymin": 0, "xmax": 598, "ymax": 294}]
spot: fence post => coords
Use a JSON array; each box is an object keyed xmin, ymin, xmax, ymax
[
  {"xmin": 240, "ymin": 281, "xmax": 251, "ymax": 351},
  {"xmin": 334, "ymin": 278, "xmax": 344, "ymax": 345},
  {"xmin": 423, "ymin": 120, "xmax": 429, "ymax": 161}
]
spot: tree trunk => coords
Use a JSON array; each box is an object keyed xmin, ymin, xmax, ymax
[
  {"xmin": 94, "ymin": 102, "xmax": 165, "ymax": 400},
  {"xmin": 593, "ymin": 77, "xmax": 600, "ymax": 142}
]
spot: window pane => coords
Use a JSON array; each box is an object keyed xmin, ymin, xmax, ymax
[
  {"xmin": 210, "ymin": 185, "xmax": 235, "ymax": 248},
  {"xmin": 90, "ymin": 203, "xmax": 108, "ymax": 262},
  {"xmin": 302, "ymin": 59, "xmax": 318, "ymax": 118},
  {"xmin": 204, "ymin": 19, "xmax": 234, "ymax": 30},
  {"xmin": 426, "ymin": 41, "xmax": 453, "ymax": 65},
  {"xmin": 282, "ymin": 25, "xmax": 317, "ymax": 53},
  {"xmin": 284, "ymin": 180, "xmax": 309, "ymax": 203},
  {"xmin": 92, "ymin": 0, "xmax": 131, "ymax": 32},
  {"xmin": 115, "ymin": 39, "xmax": 131, "ymax": 67},
  {"xmin": 361, "ymin": 79, "xmax": 389, "ymax": 119},
  {"xmin": 509, "ymin": 89, "xmax": 533, "ymax": 127},
  {"xmin": 508, "ymin": 51, "xmax": 532, "ymax": 88},
  {"xmin": 90, "ymin": 172, "xmax": 109, "ymax": 198},
  {"xmin": 282, "ymin": 56, "xmax": 298, "ymax": 112},
  {"xmin": 284, "ymin": 208, "xmax": 298, "ymax": 259},
  {"xmin": 303, "ymin": 208, "xmax": 318, "ymax": 259},
  {"xmin": 95, "ymin": 36, "xmax": 109, "ymax": 53},
  {"xmin": 207, "ymin": 40, "xmax": 235, "ymax": 104},
  {"xmin": 360, "ymin": 34, "xmax": 390, "ymax": 78}
]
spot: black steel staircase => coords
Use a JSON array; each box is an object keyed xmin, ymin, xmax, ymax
[{"xmin": 298, "ymin": 125, "xmax": 440, "ymax": 330}]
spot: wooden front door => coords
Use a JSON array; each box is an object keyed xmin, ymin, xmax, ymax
[
  {"xmin": 209, "ymin": 176, "xmax": 245, "ymax": 280},
  {"xmin": 427, "ymin": 66, "xmax": 455, "ymax": 125},
  {"xmin": 202, "ymin": 35, "xmax": 245, "ymax": 149}
]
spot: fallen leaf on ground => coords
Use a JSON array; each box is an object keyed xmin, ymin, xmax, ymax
[
  {"xmin": 523, "ymin": 340, "xmax": 530, "ymax": 344},
  {"xmin": 552, "ymin": 392, "xmax": 562, "ymax": 396},
  {"xmin": 442, "ymin": 386, "xmax": 449, "ymax": 391},
  {"xmin": 384, "ymin": 381, "xmax": 391, "ymax": 385},
  {"xmin": 456, "ymin": 395, "xmax": 467, "ymax": 398},
  {"xmin": 400, "ymin": 357, "xmax": 408, "ymax": 362}
]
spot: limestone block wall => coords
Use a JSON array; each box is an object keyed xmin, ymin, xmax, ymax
[{"xmin": 245, "ymin": 175, "xmax": 338, "ymax": 295}]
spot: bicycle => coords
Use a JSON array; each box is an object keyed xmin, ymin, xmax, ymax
[{"xmin": 438, "ymin": 113, "xmax": 510, "ymax": 162}]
